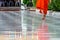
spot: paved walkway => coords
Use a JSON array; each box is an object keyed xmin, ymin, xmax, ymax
[{"xmin": 0, "ymin": 10, "xmax": 60, "ymax": 40}]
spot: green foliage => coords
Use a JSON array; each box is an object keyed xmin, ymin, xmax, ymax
[
  {"xmin": 23, "ymin": 0, "xmax": 60, "ymax": 11},
  {"xmin": 23, "ymin": 0, "xmax": 34, "ymax": 7},
  {"xmin": 32, "ymin": 0, "xmax": 36, "ymax": 7},
  {"xmin": 48, "ymin": 0, "xmax": 60, "ymax": 11},
  {"xmin": 54, "ymin": 0, "xmax": 60, "ymax": 11},
  {"xmin": 48, "ymin": 0, "xmax": 53, "ymax": 10},
  {"xmin": 23, "ymin": 0, "xmax": 29, "ymax": 4}
]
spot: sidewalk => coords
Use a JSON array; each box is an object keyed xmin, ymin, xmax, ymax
[{"xmin": 0, "ymin": 7, "xmax": 20, "ymax": 11}]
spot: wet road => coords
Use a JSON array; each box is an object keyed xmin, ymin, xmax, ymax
[
  {"xmin": 0, "ymin": 11, "xmax": 21, "ymax": 31},
  {"xmin": 0, "ymin": 10, "xmax": 60, "ymax": 40},
  {"xmin": 21, "ymin": 10, "xmax": 60, "ymax": 40}
]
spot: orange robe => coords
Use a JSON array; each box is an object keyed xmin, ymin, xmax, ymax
[{"xmin": 36, "ymin": 0, "xmax": 49, "ymax": 15}]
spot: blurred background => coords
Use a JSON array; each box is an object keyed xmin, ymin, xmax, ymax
[
  {"xmin": 0, "ymin": 0, "xmax": 21, "ymax": 7},
  {"xmin": 22, "ymin": 0, "xmax": 60, "ymax": 11}
]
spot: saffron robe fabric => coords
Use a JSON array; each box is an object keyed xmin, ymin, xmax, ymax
[{"xmin": 36, "ymin": 0, "xmax": 49, "ymax": 15}]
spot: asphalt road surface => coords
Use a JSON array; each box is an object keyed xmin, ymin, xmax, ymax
[
  {"xmin": 0, "ymin": 11, "xmax": 21, "ymax": 31},
  {"xmin": 0, "ymin": 10, "xmax": 60, "ymax": 40}
]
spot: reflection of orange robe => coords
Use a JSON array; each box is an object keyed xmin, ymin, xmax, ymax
[
  {"xmin": 36, "ymin": 0, "xmax": 49, "ymax": 15},
  {"xmin": 38, "ymin": 23, "xmax": 49, "ymax": 40}
]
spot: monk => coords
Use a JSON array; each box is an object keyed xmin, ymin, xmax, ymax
[
  {"xmin": 36, "ymin": 0, "xmax": 51, "ymax": 20},
  {"xmin": 36, "ymin": 0, "xmax": 51, "ymax": 40}
]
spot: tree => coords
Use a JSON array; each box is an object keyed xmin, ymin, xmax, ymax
[
  {"xmin": 48, "ymin": 0, "xmax": 60, "ymax": 11},
  {"xmin": 32, "ymin": 0, "xmax": 36, "ymax": 7},
  {"xmin": 23, "ymin": 0, "xmax": 29, "ymax": 4}
]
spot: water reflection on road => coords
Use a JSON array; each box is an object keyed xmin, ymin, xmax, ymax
[{"xmin": 0, "ymin": 10, "xmax": 60, "ymax": 40}]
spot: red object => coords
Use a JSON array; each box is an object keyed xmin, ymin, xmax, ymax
[
  {"xmin": 38, "ymin": 20, "xmax": 49, "ymax": 40},
  {"xmin": 36, "ymin": 0, "xmax": 49, "ymax": 15}
]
